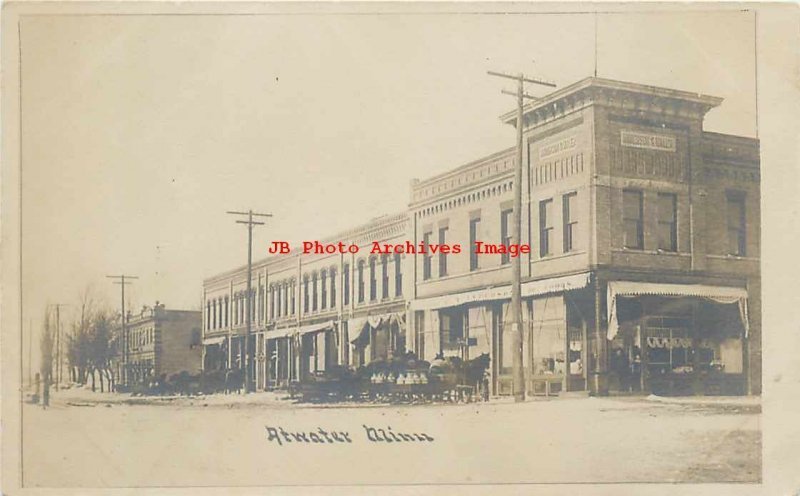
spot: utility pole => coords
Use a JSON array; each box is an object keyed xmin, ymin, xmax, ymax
[
  {"xmin": 107, "ymin": 275, "xmax": 138, "ymax": 387},
  {"xmin": 227, "ymin": 209, "xmax": 272, "ymax": 393},
  {"xmin": 488, "ymin": 70, "xmax": 556, "ymax": 402},
  {"xmin": 50, "ymin": 303, "xmax": 70, "ymax": 390},
  {"xmin": 28, "ymin": 319, "xmax": 33, "ymax": 389}
]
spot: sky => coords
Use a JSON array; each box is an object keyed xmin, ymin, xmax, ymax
[{"xmin": 20, "ymin": 9, "xmax": 757, "ymax": 359}]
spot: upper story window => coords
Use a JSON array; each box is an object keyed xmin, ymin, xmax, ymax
[
  {"xmin": 357, "ymin": 260, "xmax": 365, "ymax": 303},
  {"xmin": 726, "ymin": 192, "xmax": 746, "ymax": 256},
  {"xmin": 394, "ymin": 253, "xmax": 402, "ymax": 296},
  {"xmin": 275, "ymin": 284, "xmax": 282, "ymax": 318},
  {"xmin": 562, "ymin": 192, "xmax": 577, "ymax": 253},
  {"xmin": 282, "ymin": 284, "xmax": 288, "ymax": 316},
  {"xmin": 623, "ymin": 189, "xmax": 644, "ymax": 250},
  {"xmin": 303, "ymin": 276, "xmax": 310, "ymax": 313},
  {"xmin": 469, "ymin": 216, "xmax": 481, "ymax": 271},
  {"xmin": 290, "ymin": 279, "xmax": 296, "ymax": 315},
  {"xmin": 224, "ymin": 296, "xmax": 229, "ymax": 327},
  {"xmin": 312, "ymin": 273, "xmax": 319, "ymax": 312},
  {"xmin": 369, "ymin": 257, "xmax": 377, "ymax": 301},
  {"xmin": 343, "ymin": 263, "xmax": 351, "ymax": 305},
  {"xmin": 422, "ymin": 231, "xmax": 433, "ymax": 280},
  {"xmin": 330, "ymin": 268, "xmax": 337, "ymax": 308},
  {"xmin": 500, "ymin": 209, "xmax": 513, "ymax": 265},
  {"xmin": 657, "ymin": 193, "xmax": 677, "ymax": 252},
  {"xmin": 321, "ymin": 270, "xmax": 328, "ymax": 310},
  {"xmin": 381, "ymin": 255, "xmax": 389, "ymax": 299},
  {"xmin": 438, "ymin": 227, "xmax": 449, "ymax": 277},
  {"xmin": 539, "ymin": 199, "xmax": 554, "ymax": 257}
]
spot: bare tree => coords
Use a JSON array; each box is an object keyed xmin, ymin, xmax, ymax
[{"xmin": 65, "ymin": 284, "xmax": 117, "ymax": 391}]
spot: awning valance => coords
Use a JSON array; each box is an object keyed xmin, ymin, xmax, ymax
[
  {"xmin": 202, "ymin": 336, "xmax": 226, "ymax": 346},
  {"xmin": 409, "ymin": 272, "xmax": 591, "ymax": 311},
  {"xmin": 607, "ymin": 281, "xmax": 749, "ymax": 340}
]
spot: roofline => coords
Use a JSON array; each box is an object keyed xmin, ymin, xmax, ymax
[
  {"xmin": 411, "ymin": 146, "xmax": 515, "ymax": 190},
  {"xmin": 203, "ymin": 210, "xmax": 409, "ymax": 285},
  {"xmin": 500, "ymin": 76, "xmax": 724, "ymax": 124}
]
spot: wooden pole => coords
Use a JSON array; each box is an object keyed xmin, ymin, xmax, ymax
[{"xmin": 488, "ymin": 69, "xmax": 555, "ymax": 402}]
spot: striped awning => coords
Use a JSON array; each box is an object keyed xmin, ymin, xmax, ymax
[{"xmin": 606, "ymin": 281, "xmax": 749, "ymax": 340}]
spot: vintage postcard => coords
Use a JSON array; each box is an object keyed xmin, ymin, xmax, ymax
[{"xmin": 2, "ymin": 2, "xmax": 799, "ymax": 495}]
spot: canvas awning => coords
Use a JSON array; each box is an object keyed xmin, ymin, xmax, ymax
[
  {"xmin": 264, "ymin": 327, "xmax": 295, "ymax": 340},
  {"xmin": 409, "ymin": 272, "xmax": 591, "ymax": 311},
  {"xmin": 202, "ymin": 336, "xmax": 226, "ymax": 346},
  {"xmin": 349, "ymin": 313, "xmax": 405, "ymax": 344},
  {"xmin": 297, "ymin": 320, "xmax": 336, "ymax": 336},
  {"xmin": 606, "ymin": 281, "xmax": 749, "ymax": 340}
]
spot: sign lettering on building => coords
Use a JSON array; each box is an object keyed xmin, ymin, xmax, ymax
[
  {"xmin": 621, "ymin": 130, "xmax": 676, "ymax": 152},
  {"xmin": 539, "ymin": 136, "xmax": 577, "ymax": 160}
]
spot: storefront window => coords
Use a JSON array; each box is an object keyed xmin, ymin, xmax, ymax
[
  {"xmin": 467, "ymin": 307, "xmax": 491, "ymax": 359},
  {"xmin": 530, "ymin": 296, "xmax": 566, "ymax": 376}
]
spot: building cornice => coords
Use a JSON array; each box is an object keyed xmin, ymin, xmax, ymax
[{"xmin": 500, "ymin": 77, "xmax": 723, "ymax": 128}]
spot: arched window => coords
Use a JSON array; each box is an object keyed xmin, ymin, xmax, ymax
[
  {"xmin": 290, "ymin": 279, "xmax": 296, "ymax": 315},
  {"xmin": 275, "ymin": 283, "xmax": 283, "ymax": 317},
  {"xmin": 330, "ymin": 267, "xmax": 337, "ymax": 307},
  {"xmin": 312, "ymin": 273, "xmax": 319, "ymax": 311},
  {"xmin": 369, "ymin": 257, "xmax": 377, "ymax": 301},
  {"xmin": 303, "ymin": 275, "xmax": 310, "ymax": 314},
  {"xmin": 357, "ymin": 260, "xmax": 365, "ymax": 303},
  {"xmin": 394, "ymin": 253, "xmax": 402, "ymax": 296},
  {"xmin": 321, "ymin": 270, "xmax": 328, "ymax": 310},
  {"xmin": 381, "ymin": 255, "xmax": 389, "ymax": 299},
  {"xmin": 343, "ymin": 263, "xmax": 350, "ymax": 305}
]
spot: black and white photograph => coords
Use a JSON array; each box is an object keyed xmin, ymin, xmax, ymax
[{"xmin": 2, "ymin": 2, "xmax": 799, "ymax": 494}]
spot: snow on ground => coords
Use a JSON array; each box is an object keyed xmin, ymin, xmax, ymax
[{"xmin": 22, "ymin": 387, "xmax": 761, "ymax": 487}]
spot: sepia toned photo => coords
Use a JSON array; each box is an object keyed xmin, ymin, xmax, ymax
[{"xmin": 2, "ymin": 2, "xmax": 799, "ymax": 494}]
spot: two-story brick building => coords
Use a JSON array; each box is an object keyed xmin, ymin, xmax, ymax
[
  {"xmin": 202, "ymin": 76, "xmax": 760, "ymax": 397},
  {"xmin": 114, "ymin": 302, "xmax": 203, "ymax": 385},
  {"xmin": 202, "ymin": 213, "xmax": 411, "ymax": 391}
]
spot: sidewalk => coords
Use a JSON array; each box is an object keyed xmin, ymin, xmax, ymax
[{"xmin": 45, "ymin": 382, "xmax": 761, "ymax": 410}]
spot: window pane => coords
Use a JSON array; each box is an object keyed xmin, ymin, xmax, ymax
[
  {"xmin": 657, "ymin": 223, "xmax": 673, "ymax": 251},
  {"xmin": 657, "ymin": 193, "xmax": 676, "ymax": 223},
  {"xmin": 624, "ymin": 220, "xmax": 642, "ymax": 249},
  {"xmin": 623, "ymin": 190, "xmax": 642, "ymax": 220}
]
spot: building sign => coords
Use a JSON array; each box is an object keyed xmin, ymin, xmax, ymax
[
  {"xmin": 620, "ymin": 130, "xmax": 676, "ymax": 152},
  {"xmin": 539, "ymin": 135, "xmax": 577, "ymax": 159}
]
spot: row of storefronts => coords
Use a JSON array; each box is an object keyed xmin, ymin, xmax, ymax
[{"xmin": 201, "ymin": 76, "xmax": 761, "ymax": 397}]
